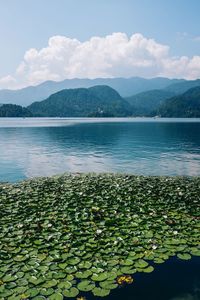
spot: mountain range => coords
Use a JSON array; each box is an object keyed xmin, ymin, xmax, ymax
[
  {"xmin": 0, "ymin": 77, "xmax": 184, "ymax": 107},
  {"xmin": 0, "ymin": 77, "xmax": 200, "ymax": 118}
]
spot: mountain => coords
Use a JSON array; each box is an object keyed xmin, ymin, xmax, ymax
[
  {"xmin": 28, "ymin": 85, "xmax": 132, "ymax": 117},
  {"xmin": 158, "ymin": 86, "xmax": 200, "ymax": 117},
  {"xmin": 0, "ymin": 104, "xmax": 32, "ymax": 117},
  {"xmin": 0, "ymin": 77, "xmax": 183, "ymax": 106},
  {"xmin": 164, "ymin": 79, "xmax": 200, "ymax": 95},
  {"xmin": 125, "ymin": 89, "xmax": 175, "ymax": 116}
]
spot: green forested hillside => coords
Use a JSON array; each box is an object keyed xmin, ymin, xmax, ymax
[
  {"xmin": 158, "ymin": 86, "xmax": 200, "ymax": 117},
  {"xmin": 28, "ymin": 85, "xmax": 132, "ymax": 117},
  {"xmin": 1, "ymin": 84, "xmax": 200, "ymax": 118},
  {"xmin": 0, "ymin": 104, "xmax": 32, "ymax": 117},
  {"xmin": 125, "ymin": 89, "xmax": 175, "ymax": 116}
]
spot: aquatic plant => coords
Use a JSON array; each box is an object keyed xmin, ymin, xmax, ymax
[
  {"xmin": 0, "ymin": 174, "xmax": 199, "ymax": 299},
  {"xmin": 117, "ymin": 275, "xmax": 133, "ymax": 285}
]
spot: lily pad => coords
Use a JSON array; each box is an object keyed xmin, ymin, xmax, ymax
[
  {"xmin": 92, "ymin": 287, "xmax": 110, "ymax": 297},
  {"xmin": 49, "ymin": 292, "xmax": 63, "ymax": 300},
  {"xmin": 62, "ymin": 287, "xmax": 79, "ymax": 297},
  {"xmin": 91, "ymin": 273, "xmax": 108, "ymax": 281},
  {"xmin": 77, "ymin": 280, "xmax": 95, "ymax": 291},
  {"xmin": 177, "ymin": 253, "xmax": 192, "ymax": 260}
]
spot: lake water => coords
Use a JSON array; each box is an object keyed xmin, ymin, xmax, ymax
[
  {"xmin": 0, "ymin": 117, "xmax": 200, "ymax": 300},
  {"xmin": 0, "ymin": 117, "xmax": 200, "ymax": 182}
]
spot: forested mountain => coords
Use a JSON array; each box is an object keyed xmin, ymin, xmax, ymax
[
  {"xmin": 0, "ymin": 77, "xmax": 183, "ymax": 106},
  {"xmin": 28, "ymin": 85, "xmax": 132, "ymax": 117},
  {"xmin": 158, "ymin": 86, "xmax": 200, "ymax": 117},
  {"xmin": 0, "ymin": 104, "xmax": 32, "ymax": 117},
  {"xmin": 164, "ymin": 79, "xmax": 200, "ymax": 95},
  {"xmin": 125, "ymin": 90, "xmax": 175, "ymax": 116},
  {"xmin": 1, "ymin": 83, "xmax": 200, "ymax": 118}
]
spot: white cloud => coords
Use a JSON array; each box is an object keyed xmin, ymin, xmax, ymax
[{"xmin": 0, "ymin": 32, "xmax": 200, "ymax": 89}]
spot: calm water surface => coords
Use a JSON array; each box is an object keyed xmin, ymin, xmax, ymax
[{"xmin": 0, "ymin": 117, "xmax": 200, "ymax": 182}]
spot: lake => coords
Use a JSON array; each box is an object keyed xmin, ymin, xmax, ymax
[
  {"xmin": 0, "ymin": 117, "xmax": 200, "ymax": 300},
  {"xmin": 0, "ymin": 117, "xmax": 200, "ymax": 182}
]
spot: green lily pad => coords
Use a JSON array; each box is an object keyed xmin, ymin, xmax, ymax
[
  {"xmin": 49, "ymin": 292, "xmax": 63, "ymax": 300},
  {"xmin": 121, "ymin": 259, "xmax": 134, "ymax": 266},
  {"xmin": 78, "ymin": 261, "xmax": 92, "ymax": 269},
  {"xmin": 67, "ymin": 257, "xmax": 80, "ymax": 265},
  {"xmin": 3, "ymin": 275, "xmax": 17, "ymax": 283},
  {"xmin": 62, "ymin": 287, "xmax": 79, "ymax": 297},
  {"xmin": 142, "ymin": 266, "xmax": 154, "ymax": 273},
  {"xmin": 43, "ymin": 279, "xmax": 58, "ymax": 288},
  {"xmin": 57, "ymin": 281, "xmax": 72, "ymax": 289},
  {"xmin": 177, "ymin": 253, "xmax": 192, "ymax": 260},
  {"xmin": 76, "ymin": 270, "xmax": 92, "ymax": 279},
  {"xmin": 92, "ymin": 287, "xmax": 110, "ymax": 297},
  {"xmin": 77, "ymin": 280, "xmax": 95, "ymax": 291},
  {"xmin": 99, "ymin": 280, "xmax": 118, "ymax": 290},
  {"xmin": 120, "ymin": 267, "xmax": 136, "ymax": 274},
  {"xmin": 26, "ymin": 288, "xmax": 40, "ymax": 297},
  {"xmin": 91, "ymin": 273, "xmax": 108, "ymax": 281},
  {"xmin": 135, "ymin": 259, "xmax": 149, "ymax": 269}
]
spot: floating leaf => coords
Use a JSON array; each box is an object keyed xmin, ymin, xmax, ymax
[
  {"xmin": 177, "ymin": 253, "xmax": 192, "ymax": 260},
  {"xmin": 43, "ymin": 279, "xmax": 58, "ymax": 288},
  {"xmin": 49, "ymin": 292, "xmax": 63, "ymax": 300},
  {"xmin": 92, "ymin": 287, "xmax": 110, "ymax": 297},
  {"xmin": 57, "ymin": 281, "xmax": 72, "ymax": 289},
  {"xmin": 91, "ymin": 273, "xmax": 108, "ymax": 281},
  {"xmin": 77, "ymin": 280, "xmax": 95, "ymax": 291},
  {"xmin": 62, "ymin": 287, "xmax": 79, "ymax": 297}
]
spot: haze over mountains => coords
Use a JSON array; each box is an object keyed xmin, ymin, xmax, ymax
[
  {"xmin": 0, "ymin": 77, "xmax": 184, "ymax": 107},
  {"xmin": 0, "ymin": 77, "xmax": 200, "ymax": 118}
]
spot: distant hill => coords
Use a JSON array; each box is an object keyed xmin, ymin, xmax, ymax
[
  {"xmin": 28, "ymin": 85, "xmax": 132, "ymax": 117},
  {"xmin": 164, "ymin": 79, "xmax": 200, "ymax": 95},
  {"xmin": 125, "ymin": 89, "xmax": 175, "ymax": 116},
  {"xmin": 0, "ymin": 104, "xmax": 32, "ymax": 117},
  {"xmin": 158, "ymin": 86, "xmax": 200, "ymax": 117},
  {"xmin": 0, "ymin": 77, "xmax": 183, "ymax": 106}
]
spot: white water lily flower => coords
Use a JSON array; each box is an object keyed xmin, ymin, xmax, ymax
[
  {"xmin": 173, "ymin": 231, "xmax": 178, "ymax": 235},
  {"xmin": 96, "ymin": 229, "xmax": 102, "ymax": 235},
  {"xmin": 152, "ymin": 245, "xmax": 158, "ymax": 250},
  {"xmin": 16, "ymin": 223, "xmax": 23, "ymax": 228}
]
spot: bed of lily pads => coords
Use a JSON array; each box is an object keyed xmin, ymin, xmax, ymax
[{"xmin": 0, "ymin": 173, "xmax": 200, "ymax": 300}]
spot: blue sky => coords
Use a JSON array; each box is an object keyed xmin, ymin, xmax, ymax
[{"xmin": 0, "ymin": 0, "xmax": 200, "ymax": 88}]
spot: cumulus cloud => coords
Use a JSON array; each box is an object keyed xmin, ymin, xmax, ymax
[{"xmin": 0, "ymin": 32, "xmax": 200, "ymax": 89}]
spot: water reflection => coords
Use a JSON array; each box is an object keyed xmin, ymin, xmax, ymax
[{"xmin": 0, "ymin": 118, "xmax": 200, "ymax": 181}]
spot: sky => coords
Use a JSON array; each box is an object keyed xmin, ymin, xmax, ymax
[{"xmin": 0, "ymin": 0, "xmax": 200, "ymax": 89}]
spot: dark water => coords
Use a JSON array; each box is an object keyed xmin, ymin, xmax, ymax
[
  {"xmin": 0, "ymin": 118, "xmax": 200, "ymax": 182},
  {"xmin": 84, "ymin": 257, "xmax": 200, "ymax": 300}
]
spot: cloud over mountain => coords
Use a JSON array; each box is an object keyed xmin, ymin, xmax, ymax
[{"xmin": 0, "ymin": 32, "xmax": 200, "ymax": 89}]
